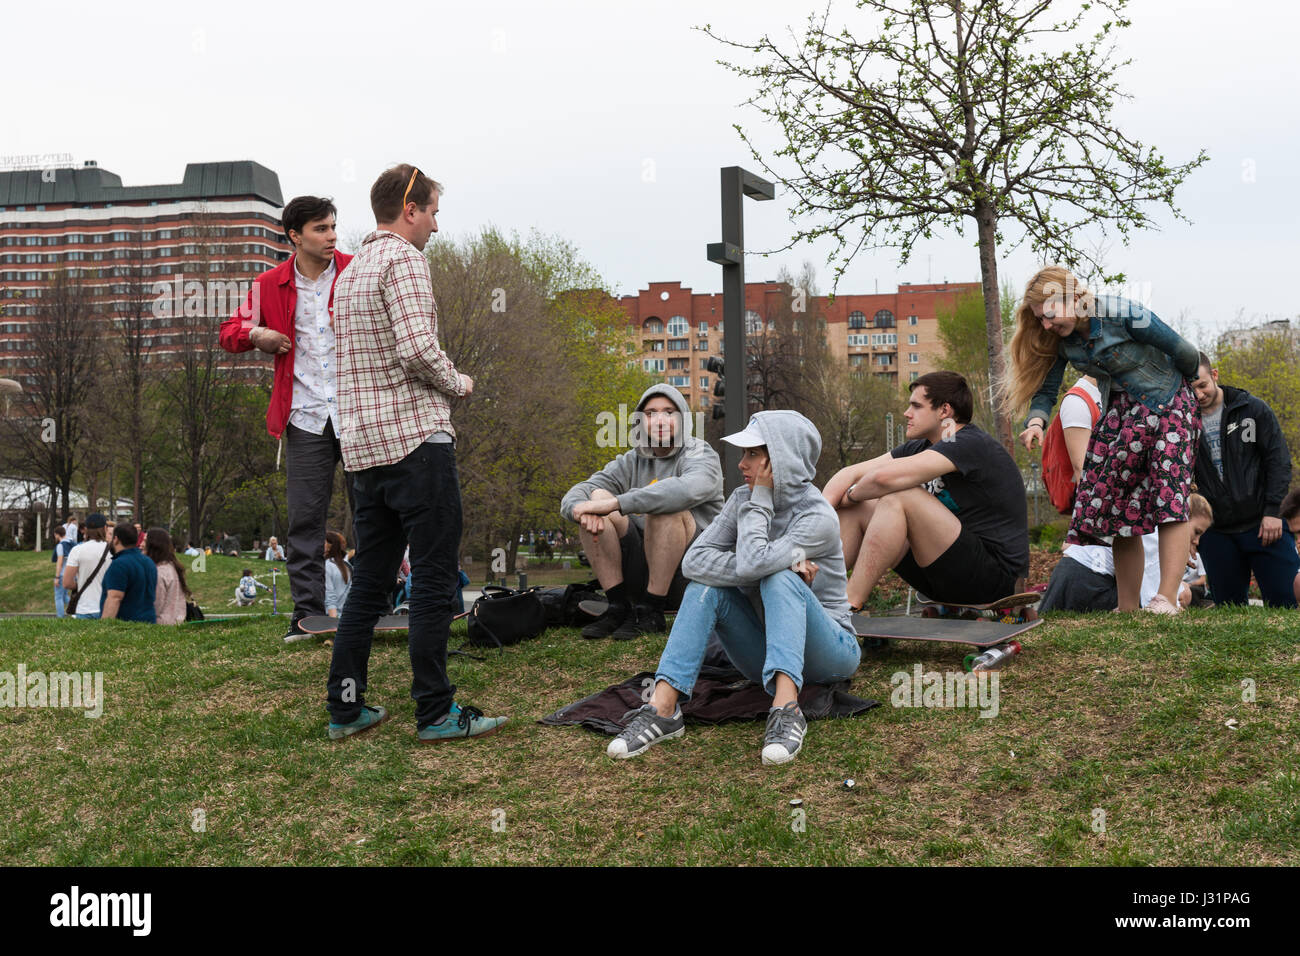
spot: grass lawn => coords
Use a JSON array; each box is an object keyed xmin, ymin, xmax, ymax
[{"xmin": 1, "ymin": 598, "xmax": 1296, "ymax": 865}]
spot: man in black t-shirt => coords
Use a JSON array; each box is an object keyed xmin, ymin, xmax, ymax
[{"xmin": 824, "ymin": 371, "xmax": 1029, "ymax": 610}]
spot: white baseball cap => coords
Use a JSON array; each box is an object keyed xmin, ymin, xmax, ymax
[{"xmin": 721, "ymin": 421, "xmax": 765, "ymax": 448}]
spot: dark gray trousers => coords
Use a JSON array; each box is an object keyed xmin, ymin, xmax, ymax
[{"xmin": 285, "ymin": 419, "xmax": 352, "ymax": 625}]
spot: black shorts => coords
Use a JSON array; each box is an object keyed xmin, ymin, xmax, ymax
[
  {"xmin": 893, "ymin": 526, "xmax": 1018, "ymax": 605},
  {"xmin": 619, "ymin": 518, "xmax": 694, "ymax": 611}
]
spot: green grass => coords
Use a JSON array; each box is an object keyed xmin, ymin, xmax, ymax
[{"xmin": 1, "ymin": 598, "xmax": 1296, "ymax": 865}]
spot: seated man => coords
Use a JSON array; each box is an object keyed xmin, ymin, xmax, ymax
[
  {"xmin": 825, "ymin": 371, "xmax": 1029, "ymax": 611},
  {"xmin": 560, "ymin": 384, "xmax": 723, "ymax": 640},
  {"xmin": 607, "ymin": 410, "xmax": 861, "ymax": 766},
  {"xmin": 100, "ymin": 524, "xmax": 158, "ymax": 623}
]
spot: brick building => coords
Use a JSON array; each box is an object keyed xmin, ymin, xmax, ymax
[
  {"xmin": 618, "ymin": 279, "xmax": 982, "ymax": 409},
  {"xmin": 0, "ymin": 160, "xmax": 292, "ymax": 386}
]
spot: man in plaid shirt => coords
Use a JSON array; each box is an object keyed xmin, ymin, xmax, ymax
[{"xmin": 325, "ymin": 163, "xmax": 507, "ymax": 743}]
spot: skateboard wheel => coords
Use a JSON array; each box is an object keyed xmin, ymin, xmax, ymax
[
  {"xmin": 1021, "ymin": 607, "xmax": 1038, "ymax": 622},
  {"xmin": 921, "ymin": 606, "xmax": 940, "ymax": 619}
]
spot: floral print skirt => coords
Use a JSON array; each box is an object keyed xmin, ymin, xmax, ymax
[{"xmin": 1067, "ymin": 383, "xmax": 1201, "ymax": 543}]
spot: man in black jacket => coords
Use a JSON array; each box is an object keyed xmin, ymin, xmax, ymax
[{"xmin": 1190, "ymin": 353, "xmax": 1298, "ymax": 607}]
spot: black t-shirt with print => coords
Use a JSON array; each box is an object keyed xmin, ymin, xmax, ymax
[{"xmin": 891, "ymin": 423, "xmax": 1029, "ymax": 580}]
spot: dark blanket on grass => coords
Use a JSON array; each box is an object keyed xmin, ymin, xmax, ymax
[{"xmin": 540, "ymin": 634, "xmax": 877, "ymax": 735}]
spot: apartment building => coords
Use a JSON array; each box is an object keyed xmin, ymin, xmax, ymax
[{"xmin": 618, "ymin": 279, "xmax": 982, "ymax": 409}]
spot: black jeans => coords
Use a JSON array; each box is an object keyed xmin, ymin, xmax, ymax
[
  {"xmin": 326, "ymin": 440, "xmax": 461, "ymax": 727},
  {"xmin": 285, "ymin": 420, "xmax": 353, "ymax": 625}
]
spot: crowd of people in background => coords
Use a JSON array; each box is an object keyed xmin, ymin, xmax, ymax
[{"xmin": 48, "ymin": 509, "xmax": 354, "ymax": 626}]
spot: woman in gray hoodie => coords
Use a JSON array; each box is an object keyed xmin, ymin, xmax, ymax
[{"xmin": 607, "ymin": 410, "xmax": 861, "ymax": 765}]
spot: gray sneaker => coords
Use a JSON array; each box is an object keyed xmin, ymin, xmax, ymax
[
  {"xmin": 761, "ymin": 701, "xmax": 807, "ymax": 765},
  {"xmin": 606, "ymin": 703, "xmax": 685, "ymax": 759}
]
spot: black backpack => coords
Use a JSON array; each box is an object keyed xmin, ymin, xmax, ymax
[{"xmin": 531, "ymin": 579, "xmax": 603, "ymax": 627}]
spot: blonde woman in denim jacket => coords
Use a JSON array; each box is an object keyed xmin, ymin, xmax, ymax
[{"xmin": 1006, "ymin": 266, "xmax": 1201, "ymax": 614}]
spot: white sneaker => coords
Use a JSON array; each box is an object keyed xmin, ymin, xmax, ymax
[{"xmin": 761, "ymin": 701, "xmax": 808, "ymax": 765}]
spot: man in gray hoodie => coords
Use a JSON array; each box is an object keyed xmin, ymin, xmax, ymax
[
  {"xmin": 560, "ymin": 384, "xmax": 723, "ymax": 640},
  {"xmin": 606, "ymin": 410, "xmax": 862, "ymax": 766}
]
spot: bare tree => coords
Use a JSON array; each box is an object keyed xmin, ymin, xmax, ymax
[
  {"xmin": 704, "ymin": 0, "xmax": 1208, "ymax": 449},
  {"xmin": 2, "ymin": 269, "xmax": 102, "ymax": 524},
  {"xmin": 104, "ymin": 235, "xmax": 155, "ymax": 524},
  {"xmin": 153, "ymin": 208, "xmax": 248, "ymax": 544}
]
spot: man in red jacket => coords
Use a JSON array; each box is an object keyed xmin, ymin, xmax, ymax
[{"xmin": 219, "ymin": 196, "xmax": 354, "ymax": 642}]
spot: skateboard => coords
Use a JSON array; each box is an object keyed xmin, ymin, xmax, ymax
[
  {"xmin": 852, "ymin": 613, "xmax": 1041, "ymax": 647},
  {"xmin": 297, "ymin": 610, "xmax": 471, "ymax": 635},
  {"xmin": 298, "ymin": 614, "xmax": 412, "ymax": 635},
  {"xmin": 915, "ymin": 591, "xmax": 1040, "ymax": 624}
]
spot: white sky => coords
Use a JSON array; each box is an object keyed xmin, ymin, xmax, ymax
[{"xmin": 6, "ymin": 0, "xmax": 1297, "ymax": 346}]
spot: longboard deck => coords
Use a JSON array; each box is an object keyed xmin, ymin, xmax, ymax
[
  {"xmin": 853, "ymin": 613, "xmax": 1041, "ymax": 648},
  {"xmin": 298, "ymin": 614, "xmax": 413, "ymax": 635},
  {"xmin": 915, "ymin": 591, "xmax": 1041, "ymax": 612}
]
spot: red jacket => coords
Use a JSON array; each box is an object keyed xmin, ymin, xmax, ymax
[{"xmin": 218, "ymin": 250, "xmax": 353, "ymax": 439}]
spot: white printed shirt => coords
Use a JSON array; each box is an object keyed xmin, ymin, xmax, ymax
[{"xmin": 289, "ymin": 258, "xmax": 339, "ymax": 435}]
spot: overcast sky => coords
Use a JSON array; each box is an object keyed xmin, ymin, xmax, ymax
[{"xmin": 7, "ymin": 0, "xmax": 1296, "ymax": 346}]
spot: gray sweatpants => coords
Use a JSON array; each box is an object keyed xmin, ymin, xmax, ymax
[{"xmin": 285, "ymin": 420, "xmax": 353, "ymax": 624}]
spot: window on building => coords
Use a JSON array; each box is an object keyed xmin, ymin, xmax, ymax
[
  {"xmin": 667, "ymin": 339, "xmax": 689, "ymax": 351},
  {"xmin": 668, "ymin": 375, "xmax": 689, "ymax": 388},
  {"xmin": 848, "ymin": 334, "xmax": 869, "ymax": 346},
  {"xmin": 874, "ymin": 309, "xmax": 895, "ymax": 328},
  {"xmin": 876, "ymin": 354, "xmax": 891, "ymax": 365},
  {"xmin": 910, "ymin": 371, "xmax": 919, "ymax": 382},
  {"xmin": 699, "ymin": 358, "xmax": 709, "ymax": 369},
  {"xmin": 700, "ymin": 376, "xmax": 709, "ymax": 389},
  {"xmin": 667, "ymin": 315, "xmax": 688, "ymax": 336},
  {"xmin": 697, "ymin": 321, "xmax": 708, "ymax": 334},
  {"xmin": 745, "ymin": 310, "xmax": 763, "ymax": 335},
  {"xmin": 909, "ymin": 353, "xmax": 919, "ymax": 364},
  {"xmin": 648, "ymin": 340, "xmax": 664, "ymax": 352},
  {"xmin": 908, "ymin": 334, "xmax": 918, "ymax": 345},
  {"xmin": 643, "ymin": 317, "xmax": 664, "ymax": 335},
  {"xmin": 908, "ymin": 315, "xmax": 918, "ymax": 325},
  {"xmin": 668, "ymin": 358, "xmax": 688, "ymax": 370},
  {"xmin": 850, "ymin": 355, "xmax": 864, "ymax": 367},
  {"xmin": 848, "ymin": 310, "xmax": 866, "ymax": 329},
  {"xmin": 643, "ymin": 358, "xmax": 665, "ymax": 372}
]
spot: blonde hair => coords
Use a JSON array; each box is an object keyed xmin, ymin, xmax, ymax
[
  {"xmin": 1002, "ymin": 266, "xmax": 1093, "ymax": 416},
  {"xmin": 1188, "ymin": 493, "xmax": 1213, "ymax": 523}
]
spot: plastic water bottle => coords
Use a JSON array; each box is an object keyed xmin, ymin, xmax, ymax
[{"xmin": 966, "ymin": 641, "xmax": 1022, "ymax": 672}]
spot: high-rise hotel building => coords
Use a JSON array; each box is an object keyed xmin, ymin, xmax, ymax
[{"xmin": 0, "ymin": 160, "xmax": 291, "ymax": 386}]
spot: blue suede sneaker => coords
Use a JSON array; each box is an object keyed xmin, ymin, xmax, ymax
[
  {"xmin": 328, "ymin": 704, "xmax": 388, "ymax": 740},
  {"xmin": 417, "ymin": 702, "xmax": 508, "ymax": 742}
]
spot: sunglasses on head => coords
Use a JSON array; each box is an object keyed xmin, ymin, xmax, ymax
[{"xmin": 402, "ymin": 166, "xmax": 421, "ymax": 210}]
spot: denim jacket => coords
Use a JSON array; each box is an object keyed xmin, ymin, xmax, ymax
[{"xmin": 1025, "ymin": 295, "xmax": 1200, "ymax": 428}]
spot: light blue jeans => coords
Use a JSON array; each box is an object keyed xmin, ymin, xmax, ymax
[
  {"xmin": 55, "ymin": 583, "xmax": 69, "ymax": 618},
  {"xmin": 655, "ymin": 571, "xmax": 862, "ymax": 700}
]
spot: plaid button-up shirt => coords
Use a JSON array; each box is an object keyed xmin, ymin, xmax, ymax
[{"xmin": 334, "ymin": 230, "xmax": 466, "ymax": 471}]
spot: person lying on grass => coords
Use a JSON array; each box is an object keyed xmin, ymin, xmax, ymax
[{"xmin": 608, "ymin": 410, "xmax": 861, "ymax": 766}]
